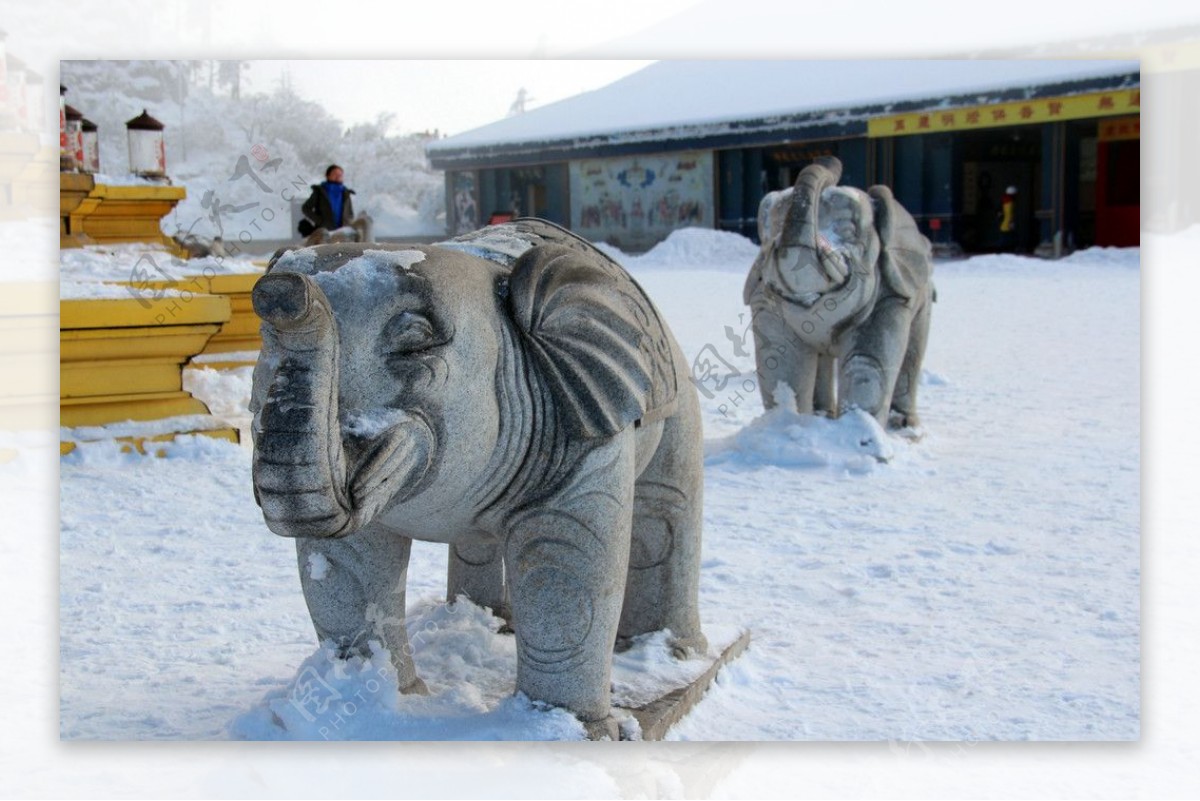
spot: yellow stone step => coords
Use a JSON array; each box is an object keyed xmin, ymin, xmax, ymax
[
  {"xmin": 60, "ymin": 293, "xmax": 230, "ymax": 329},
  {"xmin": 114, "ymin": 271, "xmax": 263, "ymax": 356},
  {"xmin": 60, "ymin": 391, "xmax": 214, "ymax": 428},
  {"xmin": 59, "ymin": 294, "xmax": 232, "ymax": 432}
]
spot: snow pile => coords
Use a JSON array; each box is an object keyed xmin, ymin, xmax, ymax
[
  {"xmin": 939, "ymin": 245, "xmax": 1139, "ymax": 277},
  {"xmin": 89, "ymin": 172, "xmax": 167, "ymax": 187},
  {"xmin": 609, "ymin": 226, "xmax": 760, "ymax": 272},
  {"xmin": 61, "ymin": 430, "xmax": 245, "ymax": 467},
  {"xmin": 704, "ymin": 384, "xmax": 896, "ymax": 471},
  {"xmin": 230, "ymin": 596, "xmax": 744, "ymax": 741},
  {"xmin": 61, "ymin": 414, "xmax": 235, "ymax": 444},
  {"xmin": 229, "ymin": 599, "xmax": 586, "ymax": 741},
  {"xmin": 1058, "ymin": 246, "xmax": 1141, "ymax": 269},
  {"xmin": 60, "ymin": 281, "xmax": 180, "ymax": 300},
  {"xmin": 183, "ymin": 365, "xmax": 255, "ymax": 434},
  {"xmin": 60, "ymin": 242, "xmax": 264, "ymax": 284},
  {"xmin": 191, "ymin": 350, "xmax": 260, "ymax": 365}
]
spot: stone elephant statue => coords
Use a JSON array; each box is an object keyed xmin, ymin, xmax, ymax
[
  {"xmin": 743, "ymin": 156, "xmax": 935, "ymax": 428},
  {"xmin": 249, "ymin": 219, "xmax": 706, "ymax": 739}
]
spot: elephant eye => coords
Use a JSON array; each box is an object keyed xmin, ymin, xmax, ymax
[{"xmin": 384, "ymin": 311, "xmax": 441, "ymax": 354}]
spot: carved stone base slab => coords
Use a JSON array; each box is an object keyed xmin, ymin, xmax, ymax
[{"xmin": 616, "ymin": 628, "xmax": 751, "ymax": 741}]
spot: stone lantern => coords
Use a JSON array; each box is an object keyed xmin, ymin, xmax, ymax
[
  {"xmin": 125, "ymin": 109, "xmax": 166, "ymax": 179},
  {"xmin": 59, "ymin": 85, "xmax": 72, "ymax": 170},
  {"xmin": 64, "ymin": 103, "xmax": 84, "ymax": 173},
  {"xmin": 81, "ymin": 118, "xmax": 99, "ymax": 174}
]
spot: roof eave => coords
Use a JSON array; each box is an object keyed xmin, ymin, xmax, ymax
[{"xmin": 427, "ymin": 70, "xmax": 1139, "ymax": 170}]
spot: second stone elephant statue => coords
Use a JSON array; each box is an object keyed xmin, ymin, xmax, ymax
[
  {"xmin": 249, "ymin": 219, "xmax": 706, "ymax": 739},
  {"xmin": 744, "ymin": 156, "xmax": 935, "ymax": 428}
]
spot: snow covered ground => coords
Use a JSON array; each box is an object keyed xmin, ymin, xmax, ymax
[{"xmin": 57, "ymin": 229, "xmax": 1139, "ymax": 741}]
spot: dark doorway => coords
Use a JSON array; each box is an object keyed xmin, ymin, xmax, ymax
[
  {"xmin": 1095, "ymin": 130, "xmax": 1140, "ymax": 247},
  {"xmin": 957, "ymin": 127, "xmax": 1042, "ymax": 254}
]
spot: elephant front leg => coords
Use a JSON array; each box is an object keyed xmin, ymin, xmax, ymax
[
  {"xmin": 751, "ymin": 303, "xmax": 818, "ymax": 413},
  {"xmin": 503, "ymin": 442, "xmax": 634, "ymax": 739},
  {"xmin": 447, "ymin": 539, "xmax": 510, "ymax": 626},
  {"xmin": 296, "ymin": 525, "xmax": 427, "ymax": 695},
  {"xmin": 840, "ymin": 294, "xmax": 914, "ymax": 426},
  {"xmin": 814, "ymin": 353, "xmax": 837, "ymax": 416}
]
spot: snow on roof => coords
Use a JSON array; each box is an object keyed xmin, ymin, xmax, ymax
[{"xmin": 429, "ymin": 59, "xmax": 1137, "ymax": 155}]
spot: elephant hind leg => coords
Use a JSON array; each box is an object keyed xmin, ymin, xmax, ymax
[
  {"xmin": 619, "ymin": 404, "xmax": 707, "ymax": 657},
  {"xmin": 447, "ymin": 539, "xmax": 510, "ymax": 627},
  {"xmin": 296, "ymin": 526, "xmax": 426, "ymax": 694},
  {"xmin": 889, "ymin": 291, "xmax": 933, "ymax": 429}
]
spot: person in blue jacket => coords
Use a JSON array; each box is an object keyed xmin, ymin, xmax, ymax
[{"xmin": 300, "ymin": 164, "xmax": 360, "ymax": 240}]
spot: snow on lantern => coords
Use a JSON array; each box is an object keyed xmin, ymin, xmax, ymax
[
  {"xmin": 64, "ymin": 103, "xmax": 84, "ymax": 172},
  {"xmin": 125, "ymin": 109, "xmax": 166, "ymax": 179},
  {"xmin": 81, "ymin": 118, "xmax": 99, "ymax": 174}
]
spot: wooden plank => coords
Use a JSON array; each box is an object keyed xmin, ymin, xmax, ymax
[{"xmin": 622, "ymin": 629, "xmax": 751, "ymax": 741}]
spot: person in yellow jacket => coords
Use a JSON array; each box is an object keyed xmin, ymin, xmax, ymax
[{"xmin": 999, "ymin": 185, "xmax": 1017, "ymax": 251}]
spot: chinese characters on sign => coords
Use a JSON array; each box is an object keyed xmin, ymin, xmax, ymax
[{"xmin": 869, "ymin": 89, "xmax": 1141, "ymax": 138}]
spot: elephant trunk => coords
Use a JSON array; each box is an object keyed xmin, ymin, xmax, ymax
[
  {"xmin": 251, "ymin": 272, "xmax": 355, "ymax": 539},
  {"xmin": 770, "ymin": 157, "xmax": 849, "ymax": 297},
  {"xmin": 781, "ymin": 156, "xmax": 844, "ymax": 252}
]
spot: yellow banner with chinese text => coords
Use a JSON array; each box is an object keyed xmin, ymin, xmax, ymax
[
  {"xmin": 867, "ymin": 89, "xmax": 1141, "ymax": 138},
  {"xmin": 1098, "ymin": 115, "xmax": 1141, "ymax": 141}
]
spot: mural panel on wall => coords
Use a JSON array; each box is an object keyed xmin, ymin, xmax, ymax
[{"xmin": 570, "ymin": 151, "xmax": 714, "ymax": 251}]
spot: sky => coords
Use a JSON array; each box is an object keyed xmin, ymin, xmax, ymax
[{"xmin": 244, "ymin": 60, "xmax": 655, "ymax": 136}]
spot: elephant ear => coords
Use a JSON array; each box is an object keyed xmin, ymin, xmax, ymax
[
  {"xmin": 868, "ymin": 185, "xmax": 933, "ymax": 302},
  {"xmin": 507, "ymin": 243, "xmax": 679, "ymax": 439},
  {"xmin": 744, "ymin": 189, "xmax": 788, "ymax": 304}
]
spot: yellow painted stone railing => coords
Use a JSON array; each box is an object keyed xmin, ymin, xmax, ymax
[
  {"xmin": 59, "ymin": 172, "xmax": 99, "ymax": 248},
  {"xmin": 60, "ymin": 291, "xmax": 240, "ymax": 455},
  {"xmin": 60, "ymin": 176, "xmax": 187, "ymax": 256},
  {"xmin": 121, "ymin": 272, "xmax": 264, "ymax": 366},
  {"xmin": 79, "ymin": 183, "xmax": 187, "ymax": 253}
]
